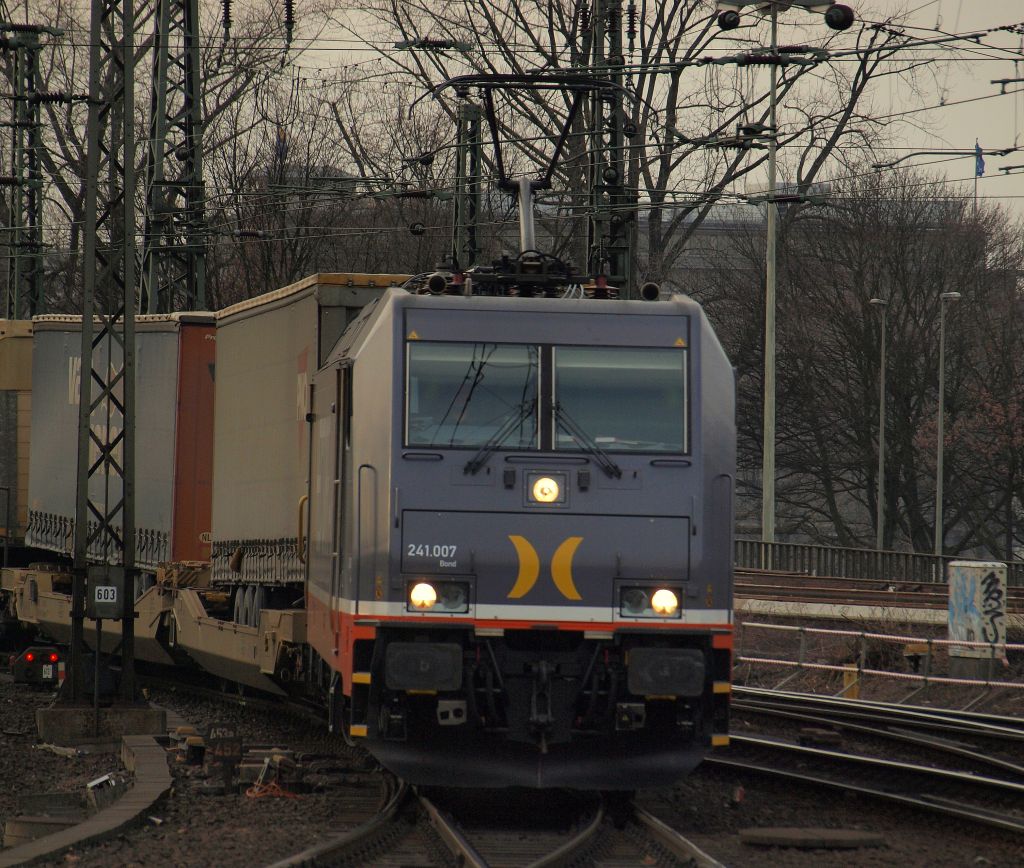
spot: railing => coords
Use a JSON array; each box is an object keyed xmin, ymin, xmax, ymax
[
  {"xmin": 737, "ymin": 621, "xmax": 1024, "ymax": 699},
  {"xmin": 736, "ymin": 539, "xmax": 1024, "ymax": 588}
]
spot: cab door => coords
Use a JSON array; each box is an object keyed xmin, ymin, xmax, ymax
[{"xmin": 307, "ymin": 365, "xmax": 344, "ymax": 654}]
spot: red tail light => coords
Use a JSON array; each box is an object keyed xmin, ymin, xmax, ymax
[
  {"xmin": 25, "ymin": 652, "xmax": 35, "ymax": 662},
  {"xmin": 49, "ymin": 653, "xmax": 59, "ymax": 663}
]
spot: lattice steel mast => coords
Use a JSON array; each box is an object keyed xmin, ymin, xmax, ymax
[
  {"xmin": 140, "ymin": 0, "xmax": 205, "ymax": 313},
  {"xmin": 1, "ymin": 22, "xmax": 49, "ymax": 318},
  {"xmin": 588, "ymin": 0, "xmax": 635, "ymax": 296},
  {"xmin": 69, "ymin": 0, "xmax": 138, "ymax": 704},
  {"xmin": 452, "ymin": 101, "xmax": 482, "ymax": 270}
]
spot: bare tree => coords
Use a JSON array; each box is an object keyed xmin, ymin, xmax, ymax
[
  {"xmin": 3, "ymin": 0, "xmax": 326, "ymax": 310},
  {"xmin": 330, "ymin": 0, "xmax": 928, "ymax": 285},
  {"xmin": 204, "ymin": 74, "xmax": 451, "ymax": 307},
  {"xmin": 691, "ymin": 169, "xmax": 1024, "ymax": 557}
]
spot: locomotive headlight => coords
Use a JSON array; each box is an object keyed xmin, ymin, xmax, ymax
[
  {"xmin": 439, "ymin": 582, "xmax": 467, "ymax": 611},
  {"xmin": 406, "ymin": 579, "xmax": 470, "ymax": 613},
  {"xmin": 409, "ymin": 582, "xmax": 437, "ymax": 610},
  {"xmin": 651, "ymin": 588, "xmax": 679, "ymax": 616},
  {"xmin": 621, "ymin": 588, "xmax": 649, "ymax": 615},
  {"xmin": 531, "ymin": 476, "xmax": 560, "ymax": 503},
  {"xmin": 620, "ymin": 585, "xmax": 682, "ymax": 618}
]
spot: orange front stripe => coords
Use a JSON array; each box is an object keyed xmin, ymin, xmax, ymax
[{"xmin": 307, "ymin": 591, "xmax": 733, "ymax": 697}]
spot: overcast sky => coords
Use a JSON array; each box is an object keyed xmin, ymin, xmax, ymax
[
  {"xmin": 866, "ymin": 1, "xmax": 1024, "ymax": 213},
  {"xmin": 300, "ymin": 1, "xmax": 1024, "ymax": 214}
]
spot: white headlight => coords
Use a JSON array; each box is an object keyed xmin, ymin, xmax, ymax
[
  {"xmin": 409, "ymin": 582, "xmax": 437, "ymax": 610},
  {"xmin": 651, "ymin": 588, "xmax": 679, "ymax": 616},
  {"xmin": 531, "ymin": 476, "xmax": 560, "ymax": 503}
]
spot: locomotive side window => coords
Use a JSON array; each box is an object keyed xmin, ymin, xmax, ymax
[
  {"xmin": 406, "ymin": 342, "xmax": 539, "ymax": 448},
  {"xmin": 552, "ymin": 347, "xmax": 687, "ymax": 453}
]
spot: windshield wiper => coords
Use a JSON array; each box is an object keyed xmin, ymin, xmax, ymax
[
  {"xmin": 463, "ymin": 399, "xmax": 537, "ymax": 475},
  {"xmin": 553, "ymin": 402, "xmax": 622, "ymax": 479}
]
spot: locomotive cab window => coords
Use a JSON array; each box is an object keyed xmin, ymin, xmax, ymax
[
  {"xmin": 553, "ymin": 347, "xmax": 687, "ymax": 453},
  {"xmin": 406, "ymin": 342, "xmax": 540, "ymax": 448}
]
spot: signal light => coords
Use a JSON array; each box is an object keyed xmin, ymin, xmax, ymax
[
  {"xmin": 49, "ymin": 652, "xmax": 59, "ymax": 663},
  {"xmin": 25, "ymin": 652, "xmax": 35, "ymax": 663}
]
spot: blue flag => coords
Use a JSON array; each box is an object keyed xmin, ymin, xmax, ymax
[{"xmin": 975, "ymin": 140, "xmax": 985, "ymax": 177}]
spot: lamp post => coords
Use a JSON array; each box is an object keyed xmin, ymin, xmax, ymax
[
  {"xmin": 934, "ymin": 290, "xmax": 961, "ymax": 556},
  {"xmin": 761, "ymin": 4, "xmax": 780, "ymax": 545},
  {"xmin": 869, "ymin": 298, "xmax": 887, "ymax": 551},
  {"xmin": 715, "ymin": 2, "xmax": 855, "ymax": 545}
]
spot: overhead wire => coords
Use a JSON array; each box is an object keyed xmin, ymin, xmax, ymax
[{"xmin": 17, "ymin": 5, "xmax": 1024, "ymax": 262}]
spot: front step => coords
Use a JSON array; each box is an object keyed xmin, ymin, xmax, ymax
[{"xmin": 350, "ymin": 671, "xmax": 371, "ymax": 738}]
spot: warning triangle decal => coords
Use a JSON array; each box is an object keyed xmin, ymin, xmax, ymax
[
  {"xmin": 407, "ymin": 330, "xmax": 420, "ymax": 340},
  {"xmin": 674, "ymin": 337, "xmax": 687, "ymax": 347}
]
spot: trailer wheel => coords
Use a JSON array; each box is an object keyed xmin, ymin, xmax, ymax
[
  {"xmin": 251, "ymin": 586, "xmax": 266, "ymax": 629},
  {"xmin": 239, "ymin": 586, "xmax": 253, "ymax": 628}
]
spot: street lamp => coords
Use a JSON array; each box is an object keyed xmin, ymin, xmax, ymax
[
  {"xmin": 935, "ymin": 291, "xmax": 961, "ymax": 556},
  {"xmin": 869, "ymin": 298, "xmax": 887, "ymax": 551},
  {"xmin": 715, "ymin": 2, "xmax": 855, "ymax": 31},
  {"xmin": 723, "ymin": 2, "xmax": 857, "ymax": 545}
]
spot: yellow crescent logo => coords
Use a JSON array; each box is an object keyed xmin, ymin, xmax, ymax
[
  {"xmin": 551, "ymin": 537, "xmax": 583, "ymax": 600},
  {"xmin": 507, "ymin": 535, "xmax": 583, "ymax": 600},
  {"xmin": 507, "ymin": 535, "xmax": 540, "ymax": 598}
]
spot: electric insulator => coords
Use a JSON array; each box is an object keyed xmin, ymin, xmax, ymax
[
  {"xmin": 627, "ymin": 3, "xmax": 638, "ymax": 41},
  {"xmin": 30, "ymin": 92, "xmax": 73, "ymax": 104},
  {"xmin": 284, "ymin": 0, "xmax": 295, "ymax": 49},
  {"xmin": 579, "ymin": 3, "xmax": 590, "ymax": 33},
  {"xmin": 717, "ymin": 10, "xmax": 741, "ymax": 30},
  {"xmin": 824, "ymin": 4, "xmax": 855, "ymax": 31},
  {"xmin": 221, "ymin": 0, "xmax": 232, "ymax": 57}
]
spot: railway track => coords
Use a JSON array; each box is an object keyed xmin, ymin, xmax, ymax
[
  {"xmin": 268, "ymin": 787, "xmax": 724, "ymax": 867},
  {"xmin": 735, "ymin": 568, "xmax": 1024, "ymax": 612},
  {"xmin": 734, "ymin": 687, "xmax": 1024, "ymax": 744},
  {"xmin": 732, "ymin": 686, "xmax": 1024, "ymax": 780},
  {"xmin": 144, "ymin": 672, "xmax": 722, "ymax": 866},
  {"xmin": 711, "ymin": 723, "xmax": 1024, "ymax": 834}
]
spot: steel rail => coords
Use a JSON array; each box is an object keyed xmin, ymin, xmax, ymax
[
  {"xmin": 734, "ymin": 687, "xmax": 1024, "ymax": 740},
  {"xmin": 734, "ymin": 686, "xmax": 1024, "ymax": 733},
  {"xmin": 632, "ymin": 805, "xmax": 727, "ymax": 868},
  {"xmin": 705, "ymin": 754, "xmax": 1024, "ymax": 834},
  {"xmin": 729, "ymin": 733, "xmax": 1024, "ymax": 797},
  {"xmin": 522, "ymin": 801, "xmax": 604, "ymax": 868},
  {"xmin": 418, "ymin": 794, "xmax": 490, "ymax": 868},
  {"xmin": 266, "ymin": 777, "xmax": 409, "ymax": 868},
  {"xmin": 731, "ymin": 701, "xmax": 1024, "ymax": 779}
]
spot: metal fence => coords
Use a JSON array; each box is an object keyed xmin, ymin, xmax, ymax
[{"xmin": 735, "ymin": 539, "xmax": 1024, "ymax": 588}]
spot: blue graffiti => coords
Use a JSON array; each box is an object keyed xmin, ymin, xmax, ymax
[{"xmin": 949, "ymin": 572, "xmax": 981, "ymax": 644}]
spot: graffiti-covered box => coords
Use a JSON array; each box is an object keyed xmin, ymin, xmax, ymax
[{"xmin": 947, "ymin": 560, "xmax": 1006, "ymax": 661}]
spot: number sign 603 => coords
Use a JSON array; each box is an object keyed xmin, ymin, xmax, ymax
[{"xmin": 94, "ymin": 586, "xmax": 118, "ymax": 603}]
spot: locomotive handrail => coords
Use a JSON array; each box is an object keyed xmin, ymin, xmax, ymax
[
  {"xmin": 356, "ymin": 464, "xmax": 378, "ymax": 607},
  {"xmin": 296, "ymin": 495, "xmax": 309, "ymax": 565}
]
